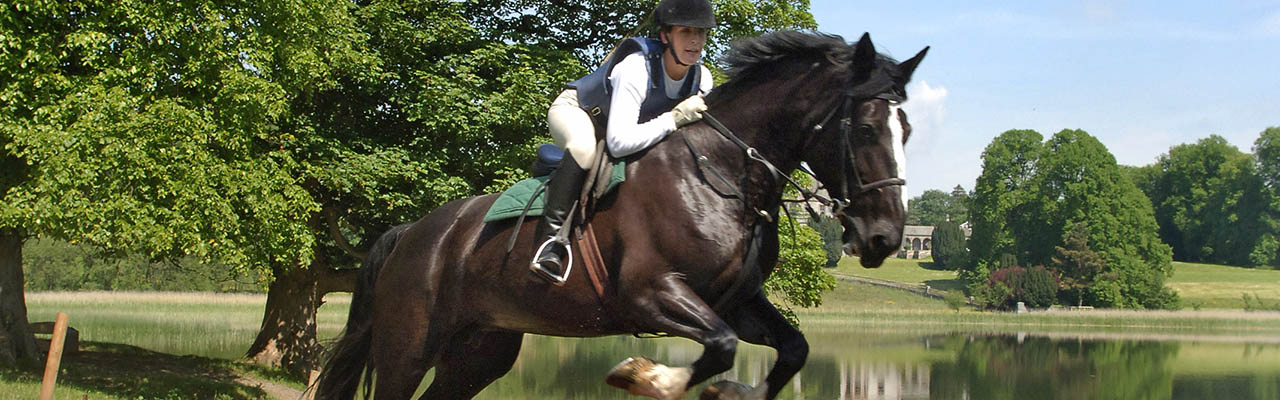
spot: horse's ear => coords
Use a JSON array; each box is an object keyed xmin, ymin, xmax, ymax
[
  {"xmin": 852, "ymin": 33, "xmax": 876, "ymax": 71},
  {"xmin": 898, "ymin": 46, "xmax": 930, "ymax": 79}
]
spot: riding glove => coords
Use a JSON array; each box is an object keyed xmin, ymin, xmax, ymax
[{"xmin": 670, "ymin": 95, "xmax": 707, "ymax": 127}]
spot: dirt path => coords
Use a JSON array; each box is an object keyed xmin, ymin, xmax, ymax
[{"xmin": 234, "ymin": 374, "xmax": 307, "ymax": 400}]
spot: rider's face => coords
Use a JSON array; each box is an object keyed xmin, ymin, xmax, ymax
[{"xmin": 662, "ymin": 25, "xmax": 709, "ymax": 65}]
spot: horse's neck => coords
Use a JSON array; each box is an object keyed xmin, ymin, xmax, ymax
[{"xmin": 671, "ymin": 102, "xmax": 799, "ymax": 218}]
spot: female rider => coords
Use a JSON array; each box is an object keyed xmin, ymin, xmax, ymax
[{"xmin": 531, "ymin": 0, "xmax": 717, "ymax": 284}]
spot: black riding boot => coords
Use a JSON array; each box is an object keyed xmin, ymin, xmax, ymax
[{"xmin": 530, "ymin": 153, "xmax": 588, "ymax": 284}]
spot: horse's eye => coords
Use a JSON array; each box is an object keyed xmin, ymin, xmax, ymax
[{"xmin": 855, "ymin": 125, "xmax": 875, "ymax": 142}]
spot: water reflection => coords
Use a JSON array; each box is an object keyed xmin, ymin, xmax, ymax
[{"xmin": 475, "ymin": 332, "xmax": 1280, "ymax": 399}]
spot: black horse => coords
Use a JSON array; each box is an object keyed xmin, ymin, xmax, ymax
[{"xmin": 315, "ymin": 31, "xmax": 927, "ymax": 400}]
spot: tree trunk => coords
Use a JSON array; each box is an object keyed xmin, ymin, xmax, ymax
[
  {"xmin": 0, "ymin": 229, "xmax": 40, "ymax": 368},
  {"xmin": 245, "ymin": 261, "xmax": 357, "ymax": 377}
]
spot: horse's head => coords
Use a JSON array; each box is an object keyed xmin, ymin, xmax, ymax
[
  {"xmin": 711, "ymin": 31, "xmax": 926, "ymax": 267},
  {"xmin": 799, "ymin": 33, "xmax": 927, "ymax": 267}
]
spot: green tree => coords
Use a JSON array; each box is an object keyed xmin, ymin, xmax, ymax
[
  {"xmin": 462, "ymin": 0, "xmax": 817, "ymax": 67},
  {"xmin": 807, "ymin": 215, "xmax": 844, "ymax": 267},
  {"xmin": 1051, "ymin": 222, "xmax": 1106, "ymax": 307},
  {"xmin": 1253, "ymin": 127, "xmax": 1280, "ymax": 268},
  {"xmin": 930, "ymin": 220, "xmax": 968, "ymax": 270},
  {"xmin": 968, "ymin": 129, "xmax": 1044, "ymax": 275},
  {"xmin": 969, "ymin": 129, "xmax": 1175, "ymax": 309},
  {"xmin": 2, "ymin": 0, "xmax": 819, "ymax": 373},
  {"xmin": 1138, "ymin": 135, "xmax": 1271, "ymax": 267},
  {"xmin": 0, "ymin": 0, "xmax": 358, "ymax": 367},
  {"xmin": 906, "ymin": 186, "xmax": 967, "ymax": 226},
  {"xmin": 767, "ymin": 215, "xmax": 836, "ymax": 325}
]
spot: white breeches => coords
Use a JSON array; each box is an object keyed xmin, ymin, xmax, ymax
[{"xmin": 547, "ymin": 89, "xmax": 599, "ymax": 163}]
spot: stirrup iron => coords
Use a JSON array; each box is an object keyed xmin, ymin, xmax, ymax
[{"xmin": 530, "ymin": 237, "xmax": 574, "ymax": 285}]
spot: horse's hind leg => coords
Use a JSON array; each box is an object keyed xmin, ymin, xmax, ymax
[
  {"xmin": 421, "ymin": 328, "xmax": 524, "ymax": 399},
  {"xmin": 371, "ymin": 295, "xmax": 445, "ymax": 399},
  {"xmin": 705, "ymin": 290, "xmax": 808, "ymax": 400},
  {"xmin": 608, "ymin": 273, "xmax": 738, "ymax": 400}
]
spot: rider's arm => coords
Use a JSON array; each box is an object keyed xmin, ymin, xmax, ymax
[{"xmin": 605, "ymin": 54, "xmax": 675, "ymax": 158}]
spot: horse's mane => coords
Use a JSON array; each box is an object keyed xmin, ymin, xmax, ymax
[
  {"xmin": 710, "ymin": 31, "xmax": 907, "ymax": 102},
  {"xmin": 721, "ymin": 31, "xmax": 854, "ymax": 80}
]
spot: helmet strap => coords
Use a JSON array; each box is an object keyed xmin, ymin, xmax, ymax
[
  {"xmin": 667, "ymin": 43, "xmax": 691, "ymax": 67},
  {"xmin": 661, "ymin": 30, "xmax": 692, "ymax": 67}
]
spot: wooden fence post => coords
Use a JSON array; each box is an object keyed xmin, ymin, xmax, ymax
[{"xmin": 39, "ymin": 312, "xmax": 69, "ymax": 400}]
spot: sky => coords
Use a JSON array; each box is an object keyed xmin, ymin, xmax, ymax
[{"xmin": 807, "ymin": 1, "xmax": 1280, "ymax": 199}]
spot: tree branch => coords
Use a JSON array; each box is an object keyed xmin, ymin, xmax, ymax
[
  {"xmin": 317, "ymin": 267, "xmax": 358, "ymax": 296},
  {"xmin": 324, "ymin": 206, "xmax": 365, "ymax": 259}
]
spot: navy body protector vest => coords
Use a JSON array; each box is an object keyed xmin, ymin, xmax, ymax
[{"xmin": 566, "ymin": 37, "xmax": 703, "ymax": 134}]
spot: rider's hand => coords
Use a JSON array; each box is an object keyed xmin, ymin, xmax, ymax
[{"xmin": 670, "ymin": 95, "xmax": 707, "ymax": 127}]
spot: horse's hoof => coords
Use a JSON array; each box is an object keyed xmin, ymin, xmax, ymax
[
  {"xmin": 605, "ymin": 356, "xmax": 691, "ymax": 400},
  {"xmin": 700, "ymin": 380, "xmax": 766, "ymax": 400}
]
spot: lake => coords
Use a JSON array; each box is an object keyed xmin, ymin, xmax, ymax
[{"xmin": 467, "ymin": 329, "xmax": 1280, "ymax": 400}]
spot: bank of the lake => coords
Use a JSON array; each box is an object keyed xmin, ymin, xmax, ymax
[{"xmin": 6, "ymin": 260, "xmax": 1280, "ymax": 399}]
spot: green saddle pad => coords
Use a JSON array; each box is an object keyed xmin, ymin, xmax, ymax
[{"xmin": 483, "ymin": 160, "xmax": 626, "ymax": 222}]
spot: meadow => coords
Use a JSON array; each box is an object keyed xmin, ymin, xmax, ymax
[{"xmin": 834, "ymin": 257, "xmax": 1280, "ymax": 310}]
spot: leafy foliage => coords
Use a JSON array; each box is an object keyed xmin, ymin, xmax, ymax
[
  {"xmin": 1051, "ymin": 222, "xmax": 1106, "ymax": 307},
  {"xmin": 1134, "ymin": 135, "xmax": 1272, "ymax": 267},
  {"xmin": 807, "ymin": 215, "xmax": 844, "ymax": 267},
  {"xmin": 461, "ymin": 0, "xmax": 818, "ymax": 67},
  {"xmin": 967, "ymin": 130, "xmax": 1043, "ymax": 275},
  {"xmin": 906, "ymin": 186, "xmax": 968, "ymax": 226},
  {"xmin": 767, "ymin": 215, "xmax": 837, "ymax": 326},
  {"xmin": 1253, "ymin": 127, "xmax": 1280, "ymax": 268},
  {"xmin": 968, "ymin": 129, "xmax": 1177, "ymax": 309},
  {"xmin": 976, "ymin": 265, "xmax": 1058, "ymax": 310},
  {"xmin": 23, "ymin": 239, "xmax": 262, "ymax": 292},
  {"xmin": 930, "ymin": 220, "xmax": 968, "ymax": 270}
]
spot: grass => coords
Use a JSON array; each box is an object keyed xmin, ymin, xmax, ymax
[
  {"xmin": 832, "ymin": 256, "xmax": 967, "ymax": 292},
  {"xmin": 11, "ymin": 291, "xmax": 356, "ymax": 399},
  {"xmin": 832, "ymin": 257, "xmax": 1280, "ymax": 310},
  {"xmin": 1166, "ymin": 261, "xmax": 1280, "ymax": 309},
  {"xmin": 805, "ymin": 280, "xmax": 1280, "ymax": 334},
  {"xmin": 25, "ymin": 291, "xmax": 350, "ymax": 360}
]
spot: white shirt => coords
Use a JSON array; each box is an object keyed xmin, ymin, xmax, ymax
[{"xmin": 605, "ymin": 53, "xmax": 714, "ymax": 157}]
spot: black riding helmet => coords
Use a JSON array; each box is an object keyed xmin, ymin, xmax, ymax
[{"xmin": 653, "ymin": 0, "xmax": 716, "ymax": 29}]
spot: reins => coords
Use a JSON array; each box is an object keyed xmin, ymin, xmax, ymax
[
  {"xmin": 686, "ymin": 86, "xmax": 906, "ymax": 314},
  {"xmin": 691, "ymin": 87, "xmax": 907, "ymax": 222}
]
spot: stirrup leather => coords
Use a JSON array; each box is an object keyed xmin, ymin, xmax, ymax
[{"xmin": 530, "ymin": 236, "xmax": 574, "ymax": 285}]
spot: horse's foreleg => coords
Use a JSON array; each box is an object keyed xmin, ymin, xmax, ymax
[
  {"xmin": 420, "ymin": 328, "xmax": 523, "ymax": 399},
  {"xmin": 713, "ymin": 291, "xmax": 809, "ymax": 400},
  {"xmin": 608, "ymin": 273, "xmax": 738, "ymax": 400}
]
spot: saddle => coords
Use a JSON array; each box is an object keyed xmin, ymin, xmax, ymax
[
  {"xmin": 482, "ymin": 142, "xmax": 625, "ymax": 222},
  {"xmin": 486, "ymin": 141, "xmax": 623, "ymax": 296}
]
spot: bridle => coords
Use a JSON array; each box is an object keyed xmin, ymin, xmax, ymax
[
  {"xmin": 696, "ymin": 82, "xmax": 907, "ymax": 220},
  {"xmin": 805, "ymin": 87, "xmax": 907, "ymax": 216}
]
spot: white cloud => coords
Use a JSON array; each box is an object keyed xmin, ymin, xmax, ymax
[
  {"xmin": 901, "ymin": 81, "xmax": 951, "ymax": 197},
  {"xmin": 903, "ymin": 80, "xmax": 948, "ymax": 147},
  {"xmin": 1260, "ymin": 11, "xmax": 1280, "ymax": 36},
  {"xmin": 1082, "ymin": 1, "xmax": 1116, "ymax": 21}
]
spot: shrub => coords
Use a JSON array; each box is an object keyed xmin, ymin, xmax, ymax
[
  {"xmin": 978, "ymin": 265, "xmax": 1060, "ymax": 310},
  {"xmin": 931, "ymin": 220, "xmax": 969, "ymax": 270},
  {"xmin": 943, "ymin": 290, "xmax": 968, "ymax": 311},
  {"xmin": 807, "ymin": 215, "xmax": 845, "ymax": 267},
  {"xmin": 1022, "ymin": 266, "xmax": 1059, "ymax": 308}
]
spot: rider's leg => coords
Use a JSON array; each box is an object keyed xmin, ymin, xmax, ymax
[{"xmin": 534, "ymin": 89, "xmax": 597, "ymax": 283}]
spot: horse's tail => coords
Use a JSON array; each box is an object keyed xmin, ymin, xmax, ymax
[{"xmin": 314, "ymin": 223, "xmax": 412, "ymax": 400}]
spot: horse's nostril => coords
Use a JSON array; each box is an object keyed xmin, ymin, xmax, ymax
[{"xmin": 872, "ymin": 234, "xmax": 891, "ymax": 252}]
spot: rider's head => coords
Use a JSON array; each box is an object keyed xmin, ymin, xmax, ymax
[{"xmin": 653, "ymin": 0, "xmax": 715, "ymax": 67}]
